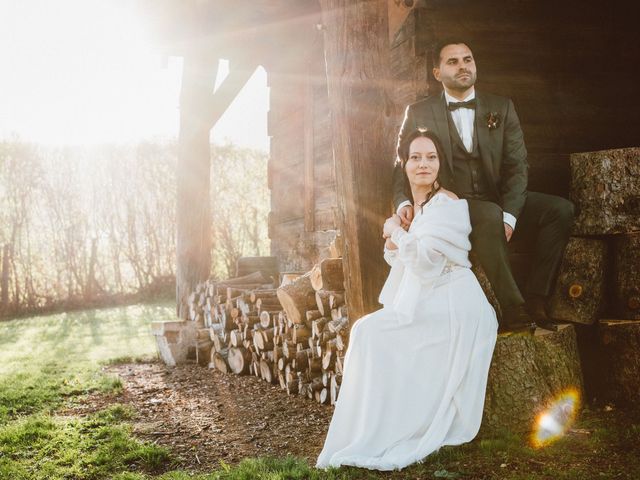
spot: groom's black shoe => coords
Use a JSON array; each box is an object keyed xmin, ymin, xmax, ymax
[
  {"xmin": 524, "ymin": 294, "xmax": 559, "ymax": 332},
  {"xmin": 499, "ymin": 305, "xmax": 536, "ymax": 335}
]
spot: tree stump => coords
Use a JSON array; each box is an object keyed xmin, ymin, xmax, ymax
[
  {"xmin": 471, "ymin": 259, "xmax": 501, "ymax": 317},
  {"xmin": 612, "ymin": 233, "xmax": 640, "ymax": 319},
  {"xmin": 481, "ymin": 324, "xmax": 584, "ymax": 436},
  {"xmin": 315, "ymin": 291, "xmax": 332, "ymax": 316},
  {"xmin": 235, "ymin": 256, "xmax": 279, "ymax": 283},
  {"xmin": 598, "ymin": 319, "xmax": 640, "ymax": 406},
  {"xmin": 228, "ymin": 346, "xmax": 251, "ymax": 375},
  {"xmin": 259, "ymin": 358, "xmax": 276, "ymax": 384},
  {"xmin": 570, "ymin": 147, "xmax": 640, "ymax": 235},
  {"xmin": 276, "ymin": 271, "xmax": 317, "ymax": 324},
  {"xmin": 310, "ymin": 258, "xmax": 345, "ymax": 291},
  {"xmin": 218, "ymin": 270, "xmax": 271, "ymax": 287},
  {"xmin": 548, "ymin": 237, "xmax": 608, "ymax": 324},
  {"xmin": 196, "ymin": 327, "xmax": 213, "ymax": 367},
  {"xmin": 210, "ymin": 349, "xmax": 229, "ymax": 373}
]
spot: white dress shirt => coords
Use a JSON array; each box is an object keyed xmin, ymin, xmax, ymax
[
  {"xmin": 397, "ymin": 88, "xmax": 517, "ymax": 230},
  {"xmin": 445, "ymin": 90, "xmax": 475, "ymax": 152}
]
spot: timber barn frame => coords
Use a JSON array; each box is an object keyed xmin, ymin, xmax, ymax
[{"xmin": 146, "ymin": 0, "xmax": 640, "ymax": 321}]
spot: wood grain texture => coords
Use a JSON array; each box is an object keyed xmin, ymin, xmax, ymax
[
  {"xmin": 548, "ymin": 237, "xmax": 608, "ymax": 324},
  {"xmin": 570, "ymin": 148, "xmax": 640, "ymax": 235},
  {"xmin": 319, "ymin": 0, "xmax": 395, "ymax": 321},
  {"xmin": 598, "ymin": 319, "xmax": 640, "ymax": 406},
  {"xmin": 612, "ymin": 234, "xmax": 640, "ymax": 319},
  {"xmin": 482, "ymin": 324, "xmax": 584, "ymax": 435}
]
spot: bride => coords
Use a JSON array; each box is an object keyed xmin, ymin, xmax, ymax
[{"xmin": 315, "ymin": 129, "xmax": 498, "ymax": 471}]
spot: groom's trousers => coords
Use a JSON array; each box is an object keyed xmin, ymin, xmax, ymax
[{"xmin": 466, "ymin": 192, "xmax": 574, "ymax": 309}]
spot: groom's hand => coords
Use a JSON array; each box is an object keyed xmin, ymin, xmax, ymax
[
  {"xmin": 504, "ymin": 223, "xmax": 514, "ymax": 242},
  {"xmin": 398, "ymin": 205, "xmax": 413, "ymax": 230},
  {"xmin": 383, "ymin": 215, "xmax": 402, "ymax": 239}
]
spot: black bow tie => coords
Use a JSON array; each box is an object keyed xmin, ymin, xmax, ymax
[{"xmin": 448, "ymin": 99, "xmax": 476, "ymax": 111}]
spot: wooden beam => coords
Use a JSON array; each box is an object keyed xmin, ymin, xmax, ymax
[
  {"xmin": 176, "ymin": 52, "xmax": 217, "ymax": 319},
  {"xmin": 304, "ymin": 71, "xmax": 315, "ymax": 232},
  {"xmin": 207, "ymin": 61, "xmax": 257, "ymax": 129},
  {"xmin": 320, "ymin": 0, "xmax": 395, "ymax": 321}
]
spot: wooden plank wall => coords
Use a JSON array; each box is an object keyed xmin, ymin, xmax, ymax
[
  {"xmin": 412, "ymin": 0, "xmax": 640, "ymax": 197},
  {"xmin": 266, "ymin": 0, "xmax": 640, "ymax": 274},
  {"xmin": 388, "ymin": 8, "xmax": 432, "ymax": 156},
  {"xmin": 267, "ymin": 46, "xmax": 338, "ymax": 273}
]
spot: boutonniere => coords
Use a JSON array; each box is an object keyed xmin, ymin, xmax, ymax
[{"xmin": 486, "ymin": 112, "xmax": 501, "ymax": 130}]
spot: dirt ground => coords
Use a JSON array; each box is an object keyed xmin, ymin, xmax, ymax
[
  {"xmin": 60, "ymin": 359, "xmax": 640, "ymax": 479},
  {"xmin": 103, "ymin": 361, "xmax": 333, "ymax": 471}
]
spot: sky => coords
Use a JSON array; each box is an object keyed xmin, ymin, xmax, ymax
[{"xmin": 0, "ymin": 0, "xmax": 270, "ymax": 151}]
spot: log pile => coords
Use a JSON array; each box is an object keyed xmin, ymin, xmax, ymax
[
  {"xmin": 183, "ymin": 255, "xmax": 586, "ymax": 436},
  {"xmin": 612, "ymin": 233, "xmax": 640, "ymax": 320},
  {"xmin": 545, "ymin": 149, "xmax": 639, "ymax": 328},
  {"xmin": 548, "ymin": 147, "xmax": 640, "ymax": 405},
  {"xmin": 597, "ymin": 319, "xmax": 640, "ymax": 406},
  {"xmin": 570, "ymin": 147, "xmax": 640, "ymax": 235},
  {"xmin": 201, "ymin": 257, "xmax": 349, "ymax": 405},
  {"xmin": 165, "ymin": 149, "xmax": 639, "ymax": 429},
  {"xmin": 547, "ymin": 237, "xmax": 608, "ymax": 324}
]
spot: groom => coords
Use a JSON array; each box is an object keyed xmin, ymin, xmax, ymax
[{"xmin": 392, "ymin": 39, "xmax": 574, "ymax": 332}]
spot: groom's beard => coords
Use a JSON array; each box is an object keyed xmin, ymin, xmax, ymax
[{"xmin": 447, "ymin": 70, "xmax": 477, "ymax": 92}]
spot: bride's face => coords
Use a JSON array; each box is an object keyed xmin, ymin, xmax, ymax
[{"xmin": 405, "ymin": 137, "xmax": 440, "ymax": 189}]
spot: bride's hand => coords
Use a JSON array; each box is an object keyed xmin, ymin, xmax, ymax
[
  {"xmin": 383, "ymin": 214, "xmax": 402, "ymax": 239},
  {"xmin": 385, "ymin": 237, "xmax": 398, "ymax": 250}
]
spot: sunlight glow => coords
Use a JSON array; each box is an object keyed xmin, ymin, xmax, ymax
[
  {"xmin": 531, "ymin": 387, "xmax": 580, "ymax": 448},
  {"xmin": 0, "ymin": 0, "xmax": 269, "ymax": 150}
]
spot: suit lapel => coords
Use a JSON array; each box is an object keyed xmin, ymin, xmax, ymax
[
  {"xmin": 475, "ymin": 92, "xmax": 498, "ymax": 189},
  {"xmin": 430, "ymin": 92, "xmax": 453, "ymax": 173}
]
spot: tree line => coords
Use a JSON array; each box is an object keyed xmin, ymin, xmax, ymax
[{"xmin": 0, "ymin": 139, "xmax": 269, "ymax": 318}]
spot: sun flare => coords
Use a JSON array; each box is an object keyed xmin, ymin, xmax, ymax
[
  {"xmin": 0, "ymin": 0, "xmax": 268, "ymax": 149},
  {"xmin": 531, "ymin": 387, "xmax": 581, "ymax": 448}
]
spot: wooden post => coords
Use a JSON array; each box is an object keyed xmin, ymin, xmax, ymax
[
  {"xmin": 176, "ymin": 52, "xmax": 216, "ymax": 319},
  {"xmin": 304, "ymin": 69, "xmax": 315, "ymax": 232},
  {"xmin": 319, "ymin": 0, "xmax": 395, "ymax": 321},
  {"xmin": 176, "ymin": 51, "xmax": 256, "ymax": 318}
]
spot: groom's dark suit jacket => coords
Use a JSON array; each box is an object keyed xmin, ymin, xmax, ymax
[{"xmin": 392, "ymin": 91, "xmax": 528, "ymax": 220}]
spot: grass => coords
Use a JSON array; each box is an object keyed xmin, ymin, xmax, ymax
[
  {"xmin": 0, "ymin": 303, "xmax": 170, "ymax": 419},
  {"xmin": 1, "ymin": 303, "xmax": 639, "ymax": 479},
  {"xmin": 0, "ymin": 303, "xmax": 174, "ymax": 479},
  {"xmin": 0, "ymin": 405, "xmax": 170, "ymax": 480}
]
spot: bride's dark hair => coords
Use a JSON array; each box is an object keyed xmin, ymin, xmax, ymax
[{"xmin": 397, "ymin": 129, "xmax": 445, "ymax": 209}]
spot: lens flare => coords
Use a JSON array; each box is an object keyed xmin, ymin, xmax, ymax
[{"xmin": 530, "ymin": 387, "xmax": 580, "ymax": 448}]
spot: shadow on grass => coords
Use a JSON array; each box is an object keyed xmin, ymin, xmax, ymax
[{"xmin": 0, "ymin": 404, "xmax": 171, "ymax": 480}]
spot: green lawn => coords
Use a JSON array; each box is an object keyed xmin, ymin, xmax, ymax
[
  {"xmin": 0, "ymin": 304, "xmax": 173, "ymax": 479},
  {"xmin": 1, "ymin": 304, "xmax": 639, "ymax": 480},
  {"xmin": 0, "ymin": 304, "xmax": 172, "ymax": 419}
]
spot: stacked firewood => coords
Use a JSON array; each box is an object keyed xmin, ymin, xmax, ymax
[
  {"xmin": 190, "ymin": 258, "xmax": 349, "ymax": 405},
  {"xmin": 548, "ymin": 148, "xmax": 640, "ymax": 322},
  {"xmin": 545, "ymin": 147, "xmax": 640, "ymax": 405}
]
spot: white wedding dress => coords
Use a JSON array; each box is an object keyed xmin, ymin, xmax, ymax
[{"xmin": 316, "ymin": 192, "xmax": 498, "ymax": 471}]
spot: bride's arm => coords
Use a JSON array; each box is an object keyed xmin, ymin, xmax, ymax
[
  {"xmin": 383, "ymin": 215, "xmax": 400, "ymax": 265},
  {"xmin": 391, "ymin": 200, "xmax": 472, "ymax": 275},
  {"xmin": 388, "ymin": 221, "xmax": 444, "ymax": 275},
  {"xmin": 383, "ymin": 237, "xmax": 398, "ymax": 266}
]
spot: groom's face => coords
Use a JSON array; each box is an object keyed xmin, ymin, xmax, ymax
[{"xmin": 433, "ymin": 43, "xmax": 477, "ymax": 93}]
